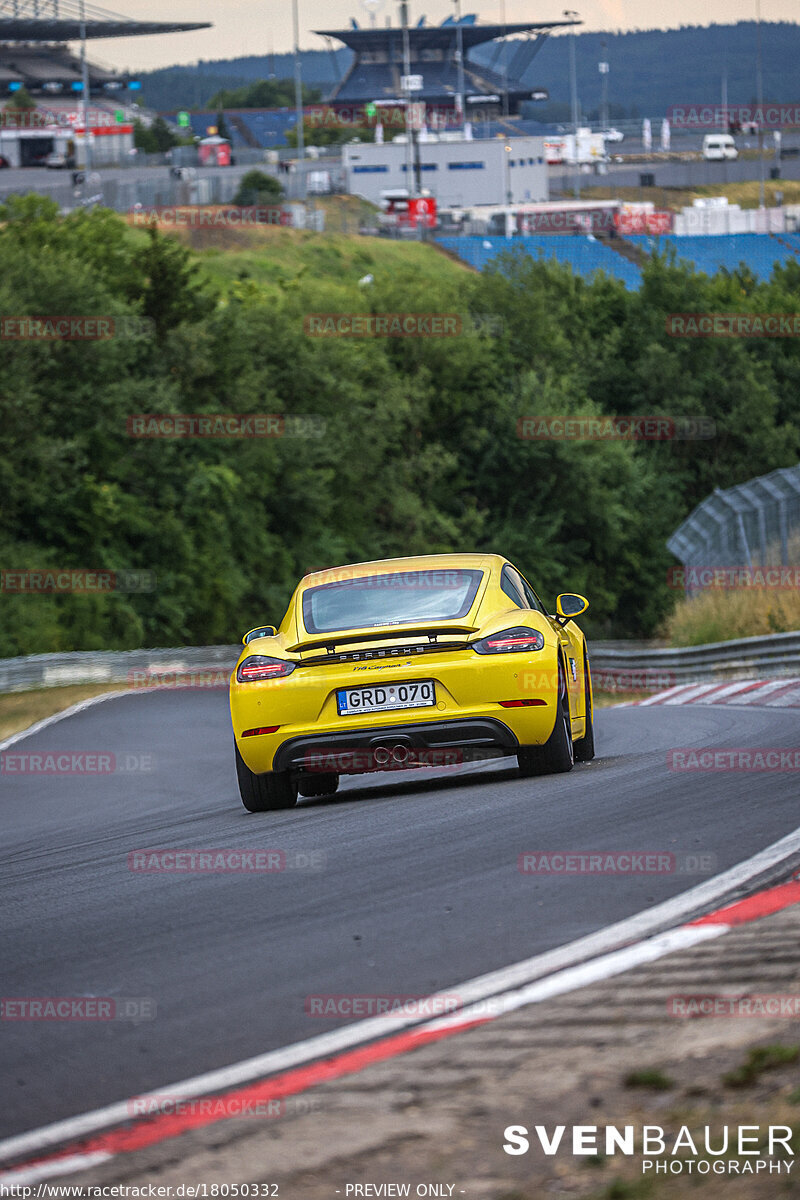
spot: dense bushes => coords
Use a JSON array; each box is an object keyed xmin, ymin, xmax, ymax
[{"xmin": 1, "ymin": 195, "xmax": 798, "ymax": 656}]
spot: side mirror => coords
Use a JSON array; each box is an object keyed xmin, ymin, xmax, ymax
[
  {"xmin": 242, "ymin": 625, "xmax": 277, "ymax": 646},
  {"xmin": 555, "ymin": 593, "xmax": 589, "ymax": 621}
]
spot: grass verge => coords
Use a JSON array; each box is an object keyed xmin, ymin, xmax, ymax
[
  {"xmin": 579, "ymin": 179, "xmax": 800, "ymax": 212},
  {"xmin": 0, "ymin": 684, "xmax": 131, "ymax": 742},
  {"xmin": 662, "ymin": 587, "xmax": 800, "ymax": 646}
]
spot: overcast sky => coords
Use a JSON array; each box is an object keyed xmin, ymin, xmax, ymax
[{"xmin": 94, "ymin": 0, "xmax": 796, "ymax": 72}]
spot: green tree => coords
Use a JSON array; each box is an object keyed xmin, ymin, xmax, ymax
[
  {"xmin": 2, "ymin": 200, "xmax": 799, "ymax": 655},
  {"xmin": 7, "ymin": 85, "xmax": 36, "ymax": 110},
  {"xmin": 133, "ymin": 115, "xmax": 179, "ymax": 153},
  {"xmin": 232, "ymin": 169, "xmax": 284, "ymax": 205},
  {"xmin": 135, "ymin": 225, "xmax": 213, "ymax": 337},
  {"xmin": 208, "ymin": 79, "xmax": 320, "ymax": 110}
]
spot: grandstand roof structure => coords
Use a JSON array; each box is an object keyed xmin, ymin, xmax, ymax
[
  {"xmin": 0, "ymin": 0, "xmax": 210, "ymax": 41},
  {"xmin": 0, "ymin": 0, "xmax": 210, "ymax": 97},
  {"xmin": 315, "ymin": 13, "xmax": 580, "ymax": 111}
]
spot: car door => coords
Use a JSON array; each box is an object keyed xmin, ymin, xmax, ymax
[{"xmin": 511, "ymin": 565, "xmax": 582, "ymax": 720}]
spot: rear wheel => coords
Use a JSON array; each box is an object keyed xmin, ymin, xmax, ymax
[
  {"xmin": 573, "ymin": 655, "xmax": 595, "ymax": 763},
  {"xmin": 235, "ymin": 743, "xmax": 298, "ymax": 812},
  {"xmin": 297, "ymin": 773, "xmax": 340, "ymax": 799},
  {"xmin": 517, "ymin": 657, "xmax": 574, "ymax": 777}
]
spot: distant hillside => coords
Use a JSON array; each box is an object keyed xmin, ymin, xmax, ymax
[
  {"xmin": 505, "ymin": 22, "xmax": 800, "ymax": 118},
  {"xmin": 140, "ymin": 52, "xmax": 348, "ymax": 112},
  {"xmin": 139, "ymin": 22, "xmax": 800, "ymax": 119}
]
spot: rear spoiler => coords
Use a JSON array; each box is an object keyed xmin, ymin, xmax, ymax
[{"xmin": 287, "ymin": 624, "xmax": 479, "ymax": 655}]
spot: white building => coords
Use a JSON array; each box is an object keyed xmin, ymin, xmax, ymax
[
  {"xmin": 343, "ymin": 135, "xmax": 548, "ymax": 208},
  {"xmin": 0, "ymin": 111, "xmax": 134, "ymax": 168}
]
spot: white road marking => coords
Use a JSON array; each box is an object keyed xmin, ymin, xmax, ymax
[
  {"xmin": 638, "ymin": 684, "xmax": 695, "ymax": 706},
  {"xmin": 0, "ymin": 1153, "xmax": 113, "ymax": 1186},
  {"xmin": 428, "ymin": 924, "xmax": 725, "ymax": 1030},
  {"xmin": 728, "ymin": 679, "xmax": 797, "ymax": 704},
  {"xmin": 666, "ymin": 682, "xmax": 727, "ymax": 704},
  {"xmin": 0, "ymin": 690, "xmax": 133, "ymax": 754},
  {"xmin": 3, "ymin": 821, "xmax": 800, "ymax": 1170},
  {"xmin": 699, "ymin": 679, "xmax": 769, "ymax": 703}
]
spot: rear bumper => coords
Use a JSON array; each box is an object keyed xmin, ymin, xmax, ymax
[{"xmin": 273, "ymin": 716, "xmax": 519, "ymax": 776}]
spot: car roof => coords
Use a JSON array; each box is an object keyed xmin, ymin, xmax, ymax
[{"xmin": 300, "ymin": 553, "xmax": 505, "ymax": 587}]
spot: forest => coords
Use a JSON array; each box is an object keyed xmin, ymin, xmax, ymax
[{"xmin": 1, "ymin": 194, "xmax": 798, "ymax": 656}]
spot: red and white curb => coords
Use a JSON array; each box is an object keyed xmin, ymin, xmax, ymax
[
  {"xmin": 633, "ymin": 678, "xmax": 800, "ymax": 708},
  {"xmin": 3, "ymin": 830, "xmax": 800, "ymax": 1187}
]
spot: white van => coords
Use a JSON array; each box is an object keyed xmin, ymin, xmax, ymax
[
  {"xmin": 307, "ymin": 170, "xmax": 332, "ymax": 195},
  {"xmin": 703, "ymin": 134, "xmax": 738, "ymax": 161}
]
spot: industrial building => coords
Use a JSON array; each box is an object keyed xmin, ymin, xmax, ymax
[{"xmin": 344, "ymin": 134, "xmax": 548, "ymax": 208}]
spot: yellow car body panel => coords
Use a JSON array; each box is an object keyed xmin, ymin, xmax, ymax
[{"xmin": 230, "ymin": 553, "xmax": 590, "ymax": 778}]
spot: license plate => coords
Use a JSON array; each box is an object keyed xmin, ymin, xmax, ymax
[{"xmin": 336, "ymin": 680, "xmax": 436, "ymax": 716}]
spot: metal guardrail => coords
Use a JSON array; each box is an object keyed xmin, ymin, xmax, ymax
[
  {"xmin": 1, "ymin": 631, "xmax": 799, "ymax": 695},
  {"xmin": 589, "ymin": 630, "xmax": 800, "ymax": 686},
  {"xmin": 0, "ymin": 645, "xmax": 240, "ymax": 694}
]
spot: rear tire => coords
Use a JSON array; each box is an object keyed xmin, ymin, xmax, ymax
[
  {"xmin": 297, "ymin": 773, "xmax": 340, "ymax": 799},
  {"xmin": 517, "ymin": 657, "xmax": 574, "ymax": 777},
  {"xmin": 235, "ymin": 743, "xmax": 298, "ymax": 812},
  {"xmin": 573, "ymin": 656, "xmax": 595, "ymax": 763}
]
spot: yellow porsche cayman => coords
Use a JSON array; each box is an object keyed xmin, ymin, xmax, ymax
[{"xmin": 230, "ymin": 553, "xmax": 594, "ymax": 811}]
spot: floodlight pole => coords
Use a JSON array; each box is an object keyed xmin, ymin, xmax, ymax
[
  {"xmin": 599, "ymin": 42, "xmax": 609, "ymax": 133},
  {"xmin": 400, "ymin": 1, "xmax": 416, "ymax": 193},
  {"xmin": 293, "ymin": 0, "xmax": 305, "ymax": 199},
  {"xmin": 453, "ymin": 0, "xmax": 465, "ymax": 134},
  {"xmin": 755, "ymin": 0, "xmax": 765, "ymax": 209},
  {"xmin": 565, "ymin": 10, "xmax": 580, "ymax": 198},
  {"xmin": 500, "ymin": 0, "xmax": 509, "ymax": 117},
  {"xmin": 80, "ymin": 0, "xmax": 92, "ymax": 170}
]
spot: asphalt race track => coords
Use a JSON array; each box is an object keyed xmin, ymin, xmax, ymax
[{"xmin": 2, "ymin": 690, "xmax": 798, "ymax": 1139}]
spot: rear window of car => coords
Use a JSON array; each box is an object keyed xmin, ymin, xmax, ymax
[{"xmin": 302, "ymin": 568, "xmax": 484, "ymax": 634}]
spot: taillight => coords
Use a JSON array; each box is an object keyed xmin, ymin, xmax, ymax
[
  {"xmin": 236, "ymin": 656, "xmax": 296, "ymax": 683},
  {"xmin": 472, "ymin": 627, "xmax": 545, "ymax": 654}
]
